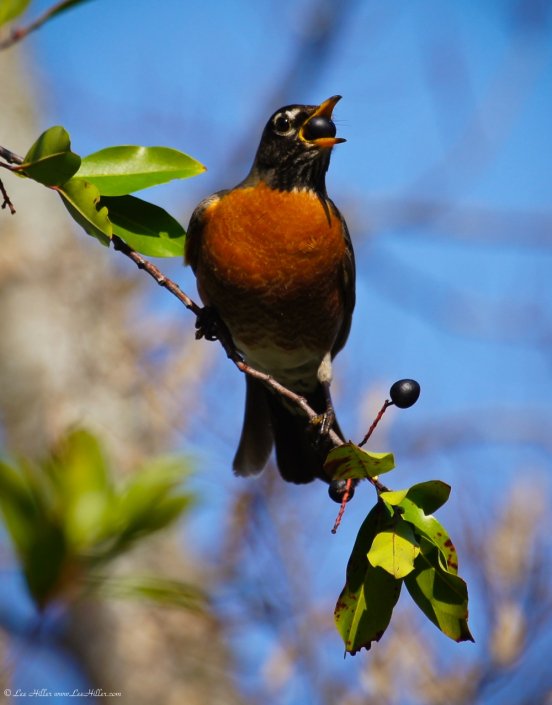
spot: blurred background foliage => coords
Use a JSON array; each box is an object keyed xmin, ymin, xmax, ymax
[
  {"xmin": 1, "ymin": 0, "xmax": 552, "ymax": 704},
  {"xmin": 0, "ymin": 429, "xmax": 199, "ymax": 610}
]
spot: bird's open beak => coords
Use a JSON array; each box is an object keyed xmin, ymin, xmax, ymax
[{"xmin": 300, "ymin": 95, "xmax": 346, "ymax": 147}]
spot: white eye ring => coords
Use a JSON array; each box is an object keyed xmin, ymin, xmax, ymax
[{"xmin": 274, "ymin": 114, "xmax": 292, "ymax": 134}]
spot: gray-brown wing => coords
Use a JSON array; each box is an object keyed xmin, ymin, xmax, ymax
[{"xmin": 330, "ymin": 205, "xmax": 356, "ymax": 359}]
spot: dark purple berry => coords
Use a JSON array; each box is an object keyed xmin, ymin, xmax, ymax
[
  {"xmin": 303, "ymin": 116, "xmax": 337, "ymax": 141},
  {"xmin": 389, "ymin": 379, "xmax": 420, "ymax": 409},
  {"xmin": 328, "ymin": 479, "xmax": 355, "ymax": 504}
]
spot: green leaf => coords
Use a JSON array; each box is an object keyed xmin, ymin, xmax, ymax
[
  {"xmin": 47, "ymin": 431, "xmax": 113, "ymax": 548},
  {"xmin": 335, "ymin": 505, "xmax": 402, "ymax": 655},
  {"xmin": 24, "ymin": 524, "xmax": 67, "ymax": 609},
  {"xmin": 101, "ymin": 195, "xmax": 186, "ymax": 257},
  {"xmin": 15, "ymin": 126, "xmax": 81, "ymax": 187},
  {"xmin": 75, "ymin": 146, "xmax": 206, "ymax": 196},
  {"xmin": 98, "ymin": 576, "xmax": 208, "ymax": 613},
  {"xmin": 368, "ymin": 517, "xmax": 420, "ymax": 579},
  {"xmin": 406, "ymin": 480, "xmax": 451, "ymax": 515},
  {"xmin": 399, "ymin": 497, "xmax": 459, "ymax": 574},
  {"xmin": 19, "ymin": 152, "xmax": 81, "ymax": 187},
  {"xmin": 324, "ymin": 442, "xmax": 395, "ymax": 481},
  {"xmin": 379, "ymin": 489, "xmax": 409, "ymax": 505},
  {"xmin": 51, "ymin": 430, "xmax": 109, "ymax": 496},
  {"xmin": 405, "ymin": 537, "xmax": 474, "ymax": 643},
  {"xmin": 57, "ymin": 179, "xmax": 112, "ymax": 246},
  {"xmin": 381, "ymin": 481, "xmax": 450, "ymax": 515},
  {"xmin": 0, "ymin": 432, "xmax": 194, "ymax": 611},
  {"xmin": 23, "ymin": 126, "xmax": 72, "ymax": 163},
  {"xmin": 98, "ymin": 458, "xmax": 191, "ymax": 558},
  {"xmin": 0, "ymin": 460, "xmax": 39, "ymax": 557},
  {"xmin": 138, "ymin": 495, "xmax": 190, "ymax": 533},
  {"xmin": 0, "ymin": 0, "xmax": 32, "ymax": 27},
  {"xmin": 0, "ymin": 460, "xmax": 67, "ymax": 609}
]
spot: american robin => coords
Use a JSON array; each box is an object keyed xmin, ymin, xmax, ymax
[{"xmin": 185, "ymin": 95, "xmax": 355, "ymax": 484}]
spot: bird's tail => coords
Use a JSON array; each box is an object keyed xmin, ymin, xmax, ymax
[{"xmin": 233, "ymin": 376, "xmax": 344, "ymax": 484}]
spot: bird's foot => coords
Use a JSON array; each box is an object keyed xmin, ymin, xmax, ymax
[
  {"xmin": 195, "ymin": 306, "xmax": 219, "ymax": 341},
  {"xmin": 309, "ymin": 405, "xmax": 335, "ymax": 447},
  {"xmin": 319, "ymin": 405, "xmax": 335, "ymax": 437}
]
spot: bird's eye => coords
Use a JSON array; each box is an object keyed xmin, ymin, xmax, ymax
[{"xmin": 274, "ymin": 116, "xmax": 291, "ymax": 133}]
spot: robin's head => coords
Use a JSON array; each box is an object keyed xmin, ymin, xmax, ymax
[{"xmin": 248, "ymin": 95, "xmax": 345, "ymax": 193}]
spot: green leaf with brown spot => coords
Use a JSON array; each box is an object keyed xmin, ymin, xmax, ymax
[
  {"xmin": 57, "ymin": 179, "xmax": 112, "ymax": 246},
  {"xmin": 405, "ymin": 537, "xmax": 474, "ymax": 642},
  {"xmin": 335, "ymin": 504, "xmax": 402, "ymax": 655},
  {"xmin": 399, "ymin": 497, "xmax": 459, "ymax": 574},
  {"xmin": 368, "ymin": 517, "xmax": 420, "ymax": 579},
  {"xmin": 324, "ymin": 442, "xmax": 395, "ymax": 481}
]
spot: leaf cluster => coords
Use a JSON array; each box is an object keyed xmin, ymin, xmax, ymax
[
  {"xmin": 327, "ymin": 442, "xmax": 474, "ymax": 654},
  {"xmin": 8, "ymin": 126, "xmax": 205, "ymax": 256},
  {"xmin": 0, "ymin": 430, "xmax": 194, "ymax": 609}
]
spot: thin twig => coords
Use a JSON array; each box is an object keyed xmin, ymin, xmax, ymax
[
  {"xmin": 0, "ymin": 0, "xmax": 97, "ymax": 51},
  {"xmin": 111, "ymin": 235, "xmax": 201, "ymax": 315},
  {"xmin": 358, "ymin": 400, "xmax": 393, "ymax": 448},
  {"xmin": 0, "ymin": 178, "xmax": 16, "ymax": 214},
  {"xmin": 359, "ymin": 402, "xmax": 393, "ymax": 497},
  {"xmin": 331, "ymin": 478, "xmax": 353, "ymax": 534},
  {"xmin": 331, "ymin": 401, "xmax": 393, "ymax": 532}
]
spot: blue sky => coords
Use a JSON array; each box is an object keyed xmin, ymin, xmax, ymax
[{"xmin": 3, "ymin": 0, "xmax": 552, "ymax": 702}]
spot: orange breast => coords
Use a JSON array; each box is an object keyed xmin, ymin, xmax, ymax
[{"xmin": 194, "ymin": 182, "xmax": 347, "ymax": 354}]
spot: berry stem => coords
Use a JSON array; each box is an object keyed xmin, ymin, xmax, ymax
[
  {"xmin": 331, "ymin": 478, "xmax": 353, "ymax": 534},
  {"xmin": 358, "ymin": 400, "xmax": 393, "ymax": 448}
]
